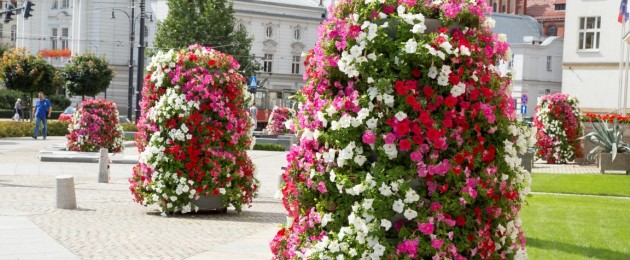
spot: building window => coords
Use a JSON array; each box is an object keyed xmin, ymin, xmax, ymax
[
  {"xmin": 547, "ymin": 25, "xmax": 558, "ymax": 36},
  {"xmin": 61, "ymin": 0, "xmax": 69, "ymax": 8},
  {"xmin": 144, "ymin": 25, "xmax": 149, "ymax": 37},
  {"xmin": 291, "ymin": 56, "xmax": 300, "ymax": 74},
  {"xmin": 578, "ymin": 16, "xmax": 601, "ymax": 50},
  {"xmin": 265, "ymin": 25, "xmax": 273, "ymax": 39},
  {"xmin": 51, "ymin": 28, "xmax": 58, "ymax": 49},
  {"xmin": 546, "ymin": 56, "xmax": 552, "ymax": 71},
  {"xmin": 554, "ymin": 4, "xmax": 566, "ymax": 11},
  {"xmin": 501, "ymin": 5, "xmax": 506, "ymax": 12},
  {"xmin": 0, "ymin": 24, "xmax": 3, "ymax": 39},
  {"xmin": 51, "ymin": 0, "xmax": 58, "ymax": 9},
  {"xmin": 10, "ymin": 25, "xmax": 15, "ymax": 42},
  {"xmin": 492, "ymin": 3, "xmax": 497, "ymax": 12},
  {"xmin": 61, "ymin": 28, "xmax": 69, "ymax": 49},
  {"xmin": 263, "ymin": 54, "xmax": 273, "ymax": 73},
  {"xmin": 293, "ymin": 27, "xmax": 301, "ymax": 41}
]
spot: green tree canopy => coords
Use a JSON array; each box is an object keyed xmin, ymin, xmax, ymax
[
  {"xmin": 0, "ymin": 48, "xmax": 57, "ymax": 97},
  {"xmin": 153, "ymin": 0, "xmax": 258, "ymax": 75},
  {"xmin": 61, "ymin": 53, "xmax": 115, "ymax": 99}
]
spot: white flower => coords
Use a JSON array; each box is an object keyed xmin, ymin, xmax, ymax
[
  {"xmin": 219, "ymin": 188, "xmax": 226, "ymax": 194},
  {"xmin": 483, "ymin": 17, "xmax": 496, "ymax": 28},
  {"xmin": 382, "ymin": 94, "xmax": 395, "ymax": 107},
  {"xmin": 329, "ymin": 170, "xmax": 336, "ymax": 182},
  {"xmin": 403, "ymin": 189, "xmax": 420, "ymax": 203},
  {"xmin": 383, "ymin": 144, "xmax": 398, "ymax": 159},
  {"xmin": 411, "ymin": 23, "xmax": 427, "ymax": 34},
  {"xmin": 451, "ymin": 82, "xmax": 466, "ymax": 97},
  {"xmin": 498, "ymin": 33, "xmax": 508, "ymax": 42},
  {"xmin": 460, "ymin": 45, "xmax": 471, "ymax": 56},
  {"xmin": 403, "ymin": 208, "xmax": 418, "ymax": 220},
  {"xmin": 366, "ymin": 118, "xmax": 378, "ymax": 130},
  {"xmin": 379, "ymin": 183, "xmax": 393, "ymax": 197},
  {"xmin": 393, "ymin": 199, "xmax": 404, "ymax": 213},
  {"xmin": 354, "ymin": 155, "xmax": 367, "ymax": 166},
  {"xmin": 428, "ymin": 66, "xmax": 438, "ymax": 79},
  {"xmin": 394, "ymin": 111, "xmax": 407, "ymax": 121},
  {"xmin": 405, "ymin": 38, "xmax": 418, "ymax": 54},
  {"xmin": 322, "ymin": 213, "xmax": 333, "ymax": 227},
  {"xmin": 380, "ymin": 219, "xmax": 392, "ymax": 230}
]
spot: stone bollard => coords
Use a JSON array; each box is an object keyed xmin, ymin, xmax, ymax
[
  {"xmin": 98, "ymin": 148, "xmax": 109, "ymax": 183},
  {"xmin": 56, "ymin": 175, "xmax": 77, "ymax": 209}
]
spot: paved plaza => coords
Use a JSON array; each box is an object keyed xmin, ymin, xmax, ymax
[
  {"xmin": 0, "ymin": 137, "xmax": 287, "ymax": 259},
  {"xmin": 0, "ymin": 136, "xmax": 614, "ymax": 259}
]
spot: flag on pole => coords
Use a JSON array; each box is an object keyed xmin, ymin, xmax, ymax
[{"xmin": 619, "ymin": 0, "xmax": 629, "ymax": 23}]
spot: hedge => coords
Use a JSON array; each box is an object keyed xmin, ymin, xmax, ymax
[
  {"xmin": 120, "ymin": 122, "xmax": 138, "ymax": 132},
  {"xmin": 253, "ymin": 143, "xmax": 285, "ymax": 151},
  {"xmin": 0, "ymin": 121, "xmax": 69, "ymax": 138},
  {"xmin": 0, "ymin": 109, "xmax": 64, "ymax": 119}
]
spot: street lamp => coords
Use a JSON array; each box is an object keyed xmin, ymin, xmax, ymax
[{"xmin": 111, "ymin": 2, "xmax": 136, "ymax": 120}]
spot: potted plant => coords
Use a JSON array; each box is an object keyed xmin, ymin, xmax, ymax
[{"xmin": 582, "ymin": 120, "xmax": 630, "ymax": 174}]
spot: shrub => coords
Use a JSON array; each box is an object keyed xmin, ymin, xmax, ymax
[
  {"xmin": 120, "ymin": 122, "xmax": 138, "ymax": 132},
  {"xmin": 66, "ymin": 99, "xmax": 124, "ymax": 153},
  {"xmin": 0, "ymin": 121, "xmax": 69, "ymax": 137},
  {"xmin": 130, "ymin": 45, "xmax": 259, "ymax": 215},
  {"xmin": 582, "ymin": 113, "xmax": 630, "ymax": 124},
  {"xmin": 533, "ymin": 93, "xmax": 584, "ymax": 163},
  {"xmin": 253, "ymin": 143, "xmax": 285, "ymax": 151},
  {"xmin": 270, "ymin": 1, "xmax": 534, "ymax": 259},
  {"xmin": 61, "ymin": 53, "xmax": 115, "ymax": 99}
]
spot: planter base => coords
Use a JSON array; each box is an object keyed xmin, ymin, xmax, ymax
[
  {"xmin": 191, "ymin": 195, "xmax": 228, "ymax": 213},
  {"xmin": 599, "ymin": 153, "xmax": 630, "ymax": 174}
]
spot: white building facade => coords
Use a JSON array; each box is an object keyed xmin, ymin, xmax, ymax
[
  {"xmin": 563, "ymin": 0, "xmax": 630, "ymax": 113},
  {"xmin": 509, "ymin": 37, "xmax": 564, "ymax": 118}
]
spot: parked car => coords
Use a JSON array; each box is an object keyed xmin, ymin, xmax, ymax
[
  {"xmin": 119, "ymin": 116, "xmax": 131, "ymax": 123},
  {"xmin": 58, "ymin": 106, "xmax": 76, "ymax": 123}
]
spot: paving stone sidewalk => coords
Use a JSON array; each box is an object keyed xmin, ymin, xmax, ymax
[{"xmin": 0, "ymin": 137, "xmax": 288, "ymax": 260}]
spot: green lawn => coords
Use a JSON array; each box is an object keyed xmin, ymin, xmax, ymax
[
  {"xmin": 522, "ymin": 194, "xmax": 630, "ymax": 259},
  {"xmin": 531, "ymin": 173, "xmax": 630, "ymax": 197}
]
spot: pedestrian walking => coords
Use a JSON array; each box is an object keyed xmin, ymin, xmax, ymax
[
  {"xmin": 12, "ymin": 98, "xmax": 22, "ymax": 121},
  {"xmin": 249, "ymin": 103, "xmax": 258, "ymax": 130},
  {"xmin": 32, "ymin": 92, "xmax": 52, "ymax": 140}
]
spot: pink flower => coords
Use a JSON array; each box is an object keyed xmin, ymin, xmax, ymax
[
  {"xmin": 418, "ymin": 222, "xmax": 434, "ymax": 235},
  {"xmin": 362, "ymin": 130, "xmax": 376, "ymax": 144},
  {"xmin": 317, "ymin": 181, "xmax": 327, "ymax": 193},
  {"xmin": 384, "ymin": 133, "xmax": 396, "ymax": 144},
  {"xmin": 397, "ymin": 239, "xmax": 419, "ymax": 258},
  {"xmin": 431, "ymin": 238, "xmax": 444, "ymax": 249},
  {"xmin": 430, "ymin": 202, "xmax": 442, "ymax": 212}
]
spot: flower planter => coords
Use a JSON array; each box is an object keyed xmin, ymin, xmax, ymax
[
  {"xmin": 599, "ymin": 153, "xmax": 630, "ymax": 174},
  {"xmin": 518, "ymin": 150, "xmax": 534, "ymax": 173},
  {"xmin": 191, "ymin": 195, "xmax": 228, "ymax": 213}
]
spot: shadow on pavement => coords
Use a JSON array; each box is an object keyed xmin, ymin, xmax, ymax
[{"xmin": 145, "ymin": 210, "xmax": 286, "ymax": 224}]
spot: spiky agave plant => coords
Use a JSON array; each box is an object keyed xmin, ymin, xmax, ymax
[{"xmin": 581, "ymin": 119, "xmax": 630, "ymax": 161}]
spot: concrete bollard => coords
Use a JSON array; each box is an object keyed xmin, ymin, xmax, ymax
[
  {"xmin": 98, "ymin": 148, "xmax": 109, "ymax": 183},
  {"xmin": 55, "ymin": 175, "xmax": 77, "ymax": 209}
]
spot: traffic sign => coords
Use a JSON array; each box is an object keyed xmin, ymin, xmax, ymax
[
  {"xmin": 520, "ymin": 105, "xmax": 527, "ymax": 114},
  {"xmin": 249, "ymin": 76, "xmax": 257, "ymax": 88},
  {"xmin": 521, "ymin": 94, "xmax": 528, "ymax": 104}
]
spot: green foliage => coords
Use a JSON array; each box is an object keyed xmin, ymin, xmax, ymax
[
  {"xmin": 47, "ymin": 94, "xmax": 72, "ymax": 109},
  {"xmin": 0, "ymin": 121, "xmax": 69, "ymax": 137},
  {"xmin": 0, "ymin": 49, "xmax": 58, "ymax": 96},
  {"xmin": 581, "ymin": 120, "xmax": 630, "ymax": 161},
  {"xmin": 120, "ymin": 122, "xmax": 138, "ymax": 132},
  {"xmin": 0, "ymin": 89, "xmax": 29, "ymax": 110},
  {"xmin": 253, "ymin": 143, "xmax": 285, "ymax": 151},
  {"xmin": 153, "ymin": 0, "xmax": 258, "ymax": 75},
  {"xmin": 61, "ymin": 53, "xmax": 115, "ymax": 98}
]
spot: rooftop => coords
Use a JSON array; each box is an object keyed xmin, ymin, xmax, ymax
[{"xmin": 491, "ymin": 13, "xmax": 543, "ymax": 44}]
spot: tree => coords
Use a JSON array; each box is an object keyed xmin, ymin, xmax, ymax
[
  {"xmin": 153, "ymin": 0, "xmax": 258, "ymax": 76},
  {"xmin": 61, "ymin": 53, "xmax": 115, "ymax": 100},
  {"xmin": 0, "ymin": 48, "xmax": 57, "ymax": 111}
]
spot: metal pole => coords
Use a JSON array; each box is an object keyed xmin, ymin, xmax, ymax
[
  {"xmin": 619, "ymin": 23, "xmax": 625, "ymax": 112},
  {"xmin": 135, "ymin": 0, "xmax": 145, "ymax": 123},
  {"xmin": 127, "ymin": 0, "xmax": 135, "ymax": 119}
]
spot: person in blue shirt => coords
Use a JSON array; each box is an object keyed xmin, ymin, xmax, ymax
[{"xmin": 32, "ymin": 91, "xmax": 52, "ymax": 140}]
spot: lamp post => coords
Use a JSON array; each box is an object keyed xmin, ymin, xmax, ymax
[
  {"xmin": 111, "ymin": 1, "xmax": 135, "ymax": 120},
  {"xmin": 135, "ymin": 0, "xmax": 146, "ymax": 123}
]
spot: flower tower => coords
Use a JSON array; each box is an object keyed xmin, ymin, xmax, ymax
[
  {"xmin": 130, "ymin": 45, "xmax": 258, "ymax": 215},
  {"xmin": 270, "ymin": 1, "xmax": 534, "ymax": 259},
  {"xmin": 66, "ymin": 98, "xmax": 124, "ymax": 153},
  {"xmin": 533, "ymin": 93, "xmax": 583, "ymax": 164},
  {"xmin": 266, "ymin": 106, "xmax": 296, "ymax": 135}
]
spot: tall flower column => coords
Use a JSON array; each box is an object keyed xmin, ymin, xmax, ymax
[
  {"xmin": 271, "ymin": 1, "xmax": 534, "ymax": 259},
  {"xmin": 130, "ymin": 45, "xmax": 258, "ymax": 215},
  {"xmin": 533, "ymin": 93, "xmax": 584, "ymax": 164},
  {"xmin": 66, "ymin": 99, "xmax": 124, "ymax": 153}
]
